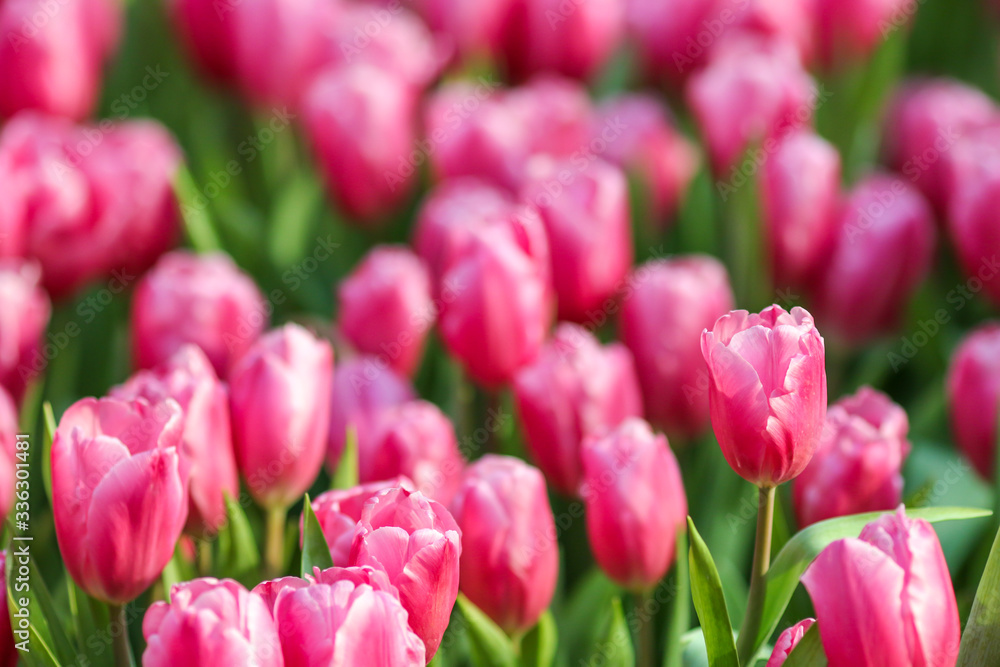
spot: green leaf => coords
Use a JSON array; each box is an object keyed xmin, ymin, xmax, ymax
[
  {"xmin": 558, "ymin": 568, "xmax": 618, "ymax": 667},
  {"xmin": 267, "ymin": 171, "xmax": 323, "ymax": 269},
  {"xmin": 686, "ymin": 517, "xmax": 739, "ymax": 667},
  {"xmin": 519, "ymin": 610, "xmax": 557, "ymax": 667},
  {"xmin": 300, "ymin": 493, "xmax": 334, "ymax": 577},
  {"xmin": 456, "ymin": 594, "xmax": 518, "ymax": 667},
  {"xmin": 175, "ymin": 166, "xmax": 223, "ymax": 252},
  {"xmin": 958, "ymin": 524, "xmax": 1000, "ymax": 666},
  {"xmin": 217, "ymin": 491, "xmax": 260, "ymax": 578},
  {"xmin": 586, "ymin": 597, "xmax": 634, "ymax": 667},
  {"xmin": 331, "ymin": 426, "xmax": 360, "ymax": 490},
  {"xmin": 67, "ymin": 580, "xmax": 114, "ymax": 667},
  {"xmin": 664, "ymin": 529, "xmax": 690, "ymax": 667},
  {"xmin": 41, "ymin": 402, "xmax": 57, "ymax": 508},
  {"xmin": 781, "ymin": 624, "xmax": 826, "ymax": 667}
]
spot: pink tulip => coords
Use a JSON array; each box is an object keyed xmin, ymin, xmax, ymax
[
  {"xmin": 793, "ymin": 387, "xmax": 910, "ymax": 527},
  {"xmin": 701, "ymin": 305, "xmax": 827, "ymax": 487},
  {"xmin": 408, "ymin": 0, "xmax": 512, "ymax": 59},
  {"xmin": 112, "ymin": 345, "xmax": 239, "ymax": 536},
  {"xmin": 168, "ymin": 0, "xmax": 240, "ymax": 82},
  {"xmin": 0, "ymin": 261, "xmax": 50, "ymax": 403},
  {"xmin": 766, "ymin": 619, "xmax": 815, "ymax": 667},
  {"xmin": 810, "ymin": 174, "xmax": 935, "ymax": 343},
  {"xmin": 51, "ymin": 397, "xmax": 188, "ymax": 604},
  {"xmin": 337, "ymin": 246, "xmax": 434, "ymax": 377},
  {"xmin": 350, "ymin": 487, "xmax": 461, "ymax": 659},
  {"xmin": 802, "ymin": 507, "xmax": 960, "ymax": 667},
  {"xmin": 947, "ymin": 324, "xmax": 1000, "ymax": 480},
  {"xmin": 230, "ymin": 324, "xmax": 333, "ymax": 509},
  {"xmin": 450, "ymin": 455, "xmax": 558, "ymax": 633},
  {"xmin": 620, "ymin": 256, "xmax": 735, "ymax": 439},
  {"xmin": 0, "ymin": 388, "xmax": 16, "ymax": 523},
  {"xmin": 131, "ymin": 251, "xmax": 268, "ymax": 377},
  {"xmin": 760, "ymin": 130, "xmax": 841, "ymax": 291},
  {"xmin": 513, "ymin": 323, "xmax": 642, "ymax": 495},
  {"xmin": 581, "ymin": 418, "xmax": 688, "ymax": 590},
  {"xmin": 505, "ymin": 76, "xmax": 594, "ymax": 159},
  {"xmin": 143, "ymin": 578, "xmax": 283, "ymax": 667},
  {"xmin": 813, "ymin": 0, "xmax": 917, "ymax": 69},
  {"xmin": 0, "ymin": 552, "xmax": 15, "ymax": 666}
]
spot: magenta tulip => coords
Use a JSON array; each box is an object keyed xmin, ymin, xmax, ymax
[
  {"xmin": 450, "ymin": 455, "xmax": 558, "ymax": 633},
  {"xmin": 168, "ymin": 0, "xmax": 240, "ymax": 82},
  {"xmin": 231, "ymin": 324, "xmax": 332, "ymax": 509},
  {"xmin": 408, "ymin": 0, "xmax": 512, "ymax": 59},
  {"xmin": 513, "ymin": 323, "xmax": 642, "ymax": 494},
  {"xmin": 0, "ymin": 387, "xmax": 16, "ymax": 523},
  {"xmin": 51, "ymin": 397, "xmax": 188, "ymax": 604},
  {"xmin": 766, "ymin": 619, "xmax": 815, "ymax": 667},
  {"xmin": 813, "ymin": 0, "xmax": 917, "ymax": 69},
  {"xmin": 793, "ymin": 387, "xmax": 910, "ymax": 527},
  {"xmin": 504, "ymin": 76, "xmax": 594, "ymax": 160},
  {"xmin": 581, "ymin": 418, "xmax": 688, "ymax": 590},
  {"xmin": 0, "ymin": 261, "xmax": 50, "ymax": 403},
  {"xmin": 947, "ymin": 324, "xmax": 1000, "ymax": 480},
  {"xmin": 701, "ymin": 305, "xmax": 827, "ymax": 487},
  {"xmin": 802, "ymin": 507, "xmax": 960, "ymax": 667},
  {"xmin": 143, "ymin": 578, "xmax": 283, "ymax": 667}
]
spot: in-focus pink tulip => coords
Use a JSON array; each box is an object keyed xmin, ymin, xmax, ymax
[
  {"xmin": 813, "ymin": 0, "xmax": 917, "ymax": 69},
  {"xmin": 0, "ymin": 552, "xmax": 15, "ymax": 666},
  {"xmin": 51, "ymin": 397, "xmax": 188, "ymax": 604},
  {"xmin": 131, "ymin": 251, "xmax": 268, "ymax": 377},
  {"xmin": 450, "ymin": 455, "xmax": 558, "ymax": 633},
  {"xmin": 620, "ymin": 256, "xmax": 734, "ymax": 439},
  {"xmin": 350, "ymin": 487, "xmax": 461, "ymax": 659},
  {"xmin": 168, "ymin": 0, "xmax": 240, "ymax": 82},
  {"xmin": 793, "ymin": 387, "xmax": 910, "ymax": 527},
  {"xmin": 520, "ymin": 158, "xmax": 632, "ymax": 322},
  {"xmin": 337, "ymin": 246, "xmax": 434, "ymax": 377},
  {"xmin": 811, "ymin": 174, "xmax": 935, "ymax": 344},
  {"xmin": 701, "ymin": 305, "xmax": 827, "ymax": 487},
  {"xmin": 947, "ymin": 324, "xmax": 1000, "ymax": 480},
  {"xmin": 0, "ymin": 388, "xmax": 17, "ymax": 523},
  {"xmin": 686, "ymin": 34, "xmax": 816, "ymax": 174},
  {"xmin": 766, "ymin": 619, "xmax": 815, "ymax": 667},
  {"xmin": 0, "ymin": 261, "xmax": 50, "ymax": 403},
  {"xmin": 112, "ymin": 345, "xmax": 239, "ymax": 536},
  {"xmin": 143, "ymin": 578, "xmax": 283, "ymax": 667},
  {"xmin": 231, "ymin": 324, "xmax": 333, "ymax": 510},
  {"xmin": 581, "ymin": 418, "xmax": 687, "ymax": 590},
  {"xmin": 802, "ymin": 507, "xmax": 960, "ymax": 667},
  {"xmin": 513, "ymin": 323, "xmax": 642, "ymax": 495},
  {"xmin": 760, "ymin": 130, "xmax": 841, "ymax": 291}
]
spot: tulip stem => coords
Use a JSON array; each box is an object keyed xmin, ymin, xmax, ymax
[
  {"xmin": 264, "ymin": 506, "xmax": 287, "ymax": 578},
  {"xmin": 197, "ymin": 539, "xmax": 213, "ymax": 576},
  {"xmin": 736, "ymin": 485, "xmax": 776, "ymax": 665},
  {"xmin": 637, "ymin": 590, "xmax": 655, "ymax": 667},
  {"xmin": 109, "ymin": 604, "xmax": 134, "ymax": 667}
]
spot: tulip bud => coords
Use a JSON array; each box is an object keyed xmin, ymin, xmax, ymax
[
  {"xmin": 350, "ymin": 487, "xmax": 461, "ymax": 659},
  {"xmin": 52, "ymin": 397, "xmax": 188, "ymax": 604},
  {"xmin": 760, "ymin": 130, "xmax": 841, "ymax": 291},
  {"xmin": 0, "ymin": 552, "xmax": 15, "ymax": 665},
  {"xmin": 0, "ymin": 261, "xmax": 50, "ymax": 403},
  {"xmin": 766, "ymin": 619, "xmax": 815, "ymax": 667},
  {"xmin": 793, "ymin": 387, "xmax": 910, "ymax": 527},
  {"xmin": 802, "ymin": 507, "xmax": 960, "ymax": 667},
  {"xmin": 131, "ymin": 251, "xmax": 268, "ymax": 377},
  {"xmin": 701, "ymin": 305, "xmax": 827, "ymax": 487},
  {"xmin": 337, "ymin": 246, "xmax": 434, "ymax": 376},
  {"xmin": 111, "ymin": 345, "xmax": 239, "ymax": 536},
  {"xmin": 230, "ymin": 324, "xmax": 332, "ymax": 510},
  {"xmin": 813, "ymin": 0, "xmax": 917, "ymax": 69},
  {"xmin": 505, "ymin": 76, "xmax": 594, "ymax": 159},
  {"xmin": 409, "ymin": 0, "xmax": 511, "ymax": 60},
  {"xmin": 811, "ymin": 174, "xmax": 935, "ymax": 344},
  {"xmin": 581, "ymin": 418, "xmax": 687, "ymax": 590},
  {"xmin": 947, "ymin": 324, "xmax": 1000, "ymax": 480},
  {"xmin": 513, "ymin": 323, "xmax": 642, "ymax": 494},
  {"xmin": 450, "ymin": 455, "xmax": 558, "ymax": 633},
  {"xmin": 0, "ymin": 388, "xmax": 16, "ymax": 524},
  {"xmin": 143, "ymin": 578, "xmax": 282, "ymax": 667},
  {"xmin": 168, "ymin": 0, "xmax": 240, "ymax": 81}
]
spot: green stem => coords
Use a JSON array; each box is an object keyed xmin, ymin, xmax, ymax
[
  {"xmin": 736, "ymin": 486, "xmax": 776, "ymax": 665},
  {"xmin": 109, "ymin": 604, "xmax": 133, "ymax": 667},
  {"xmin": 638, "ymin": 590, "xmax": 655, "ymax": 667},
  {"xmin": 197, "ymin": 539, "xmax": 213, "ymax": 577},
  {"xmin": 264, "ymin": 506, "xmax": 288, "ymax": 578}
]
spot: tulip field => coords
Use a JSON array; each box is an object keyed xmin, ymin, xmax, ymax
[{"xmin": 5, "ymin": 0, "xmax": 1000, "ymax": 665}]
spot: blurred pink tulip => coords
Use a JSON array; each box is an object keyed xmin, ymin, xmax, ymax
[
  {"xmin": 0, "ymin": 261, "xmax": 50, "ymax": 403},
  {"xmin": 620, "ymin": 256, "xmax": 734, "ymax": 439},
  {"xmin": 337, "ymin": 246, "xmax": 434, "ymax": 377},
  {"xmin": 793, "ymin": 387, "xmax": 910, "ymax": 527},
  {"xmin": 230, "ymin": 324, "xmax": 333, "ymax": 509},
  {"xmin": 766, "ymin": 619, "xmax": 815, "ymax": 667},
  {"xmin": 450, "ymin": 455, "xmax": 558, "ymax": 633},
  {"xmin": 0, "ymin": 552, "xmax": 15, "ymax": 666},
  {"xmin": 581, "ymin": 418, "xmax": 688, "ymax": 590},
  {"xmin": 947, "ymin": 324, "xmax": 1000, "ymax": 480},
  {"xmin": 168, "ymin": 0, "xmax": 240, "ymax": 81},
  {"xmin": 143, "ymin": 578, "xmax": 283, "ymax": 667},
  {"xmin": 112, "ymin": 345, "xmax": 239, "ymax": 536},
  {"xmin": 350, "ymin": 487, "xmax": 461, "ymax": 659},
  {"xmin": 131, "ymin": 251, "xmax": 268, "ymax": 377},
  {"xmin": 802, "ymin": 507, "xmax": 960, "ymax": 667},
  {"xmin": 701, "ymin": 305, "xmax": 827, "ymax": 487},
  {"xmin": 51, "ymin": 397, "xmax": 187, "ymax": 604},
  {"xmin": 0, "ymin": 388, "xmax": 16, "ymax": 523},
  {"xmin": 505, "ymin": 76, "xmax": 594, "ymax": 159},
  {"xmin": 408, "ymin": 0, "xmax": 512, "ymax": 59},
  {"xmin": 813, "ymin": 0, "xmax": 917, "ymax": 69},
  {"xmin": 513, "ymin": 323, "xmax": 642, "ymax": 495}
]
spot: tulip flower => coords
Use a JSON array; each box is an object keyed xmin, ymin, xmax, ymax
[
  {"xmin": 505, "ymin": 76, "xmax": 595, "ymax": 159},
  {"xmin": 51, "ymin": 397, "xmax": 188, "ymax": 604},
  {"xmin": 621, "ymin": 256, "xmax": 735, "ymax": 440},
  {"xmin": 131, "ymin": 251, "xmax": 268, "ymax": 377},
  {"xmin": 810, "ymin": 174, "xmax": 935, "ymax": 344},
  {"xmin": 168, "ymin": 0, "xmax": 240, "ymax": 82},
  {"xmin": 142, "ymin": 578, "xmax": 283, "ymax": 666},
  {"xmin": 760, "ymin": 130, "xmax": 841, "ymax": 291},
  {"xmin": 0, "ymin": 387, "xmax": 16, "ymax": 523},
  {"xmin": 947, "ymin": 324, "xmax": 1000, "ymax": 480},
  {"xmin": 111, "ymin": 345, "xmax": 239, "ymax": 536},
  {"xmin": 520, "ymin": 158, "xmax": 633, "ymax": 322},
  {"xmin": 450, "ymin": 455, "xmax": 558, "ymax": 633},
  {"xmin": 701, "ymin": 305, "xmax": 827, "ymax": 487},
  {"xmin": 409, "ymin": 0, "xmax": 511, "ymax": 60},
  {"xmin": 812, "ymin": 0, "xmax": 917, "ymax": 70},
  {"xmin": 513, "ymin": 323, "xmax": 642, "ymax": 494},
  {"xmin": 337, "ymin": 246, "xmax": 434, "ymax": 377},
  {"xmin": 0, "ymin": 261, "xmax": 50, "ymax": 403},
  {"xmin": 766, "ymin": 619, "xmax": 815, "ymax": 667},
  {"xmin": 581, "ymin": 418, "xmax": 687, "ymax": 590},
  {"xmin": 793, "ymin": 387, "xmax": 911, "ymax": 527},
  {"xmin": 350, "ymin": 487, "xmax": 461, "ymax": 659},
  {"xmin": 802, "ymin": 507, "xmax": 961, "ymax": 667}
]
